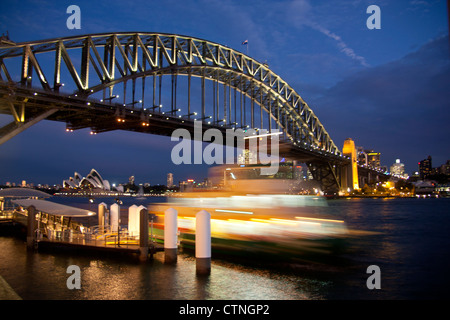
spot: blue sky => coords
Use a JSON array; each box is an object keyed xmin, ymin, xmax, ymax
[{"xmin": 0, "ymin": 0, "xmax": 449, "ymax": 185}]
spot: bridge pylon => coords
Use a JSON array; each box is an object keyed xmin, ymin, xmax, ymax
[{"xmin": 341, "ymin": 138, "xmax": 359, "ymax": 192}]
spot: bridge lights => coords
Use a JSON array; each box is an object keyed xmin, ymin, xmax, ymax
[
  {"xmin": 102, "ymin": 95, "xmax": 119, "ymax": 103},
  {"xmin": 115, "ymin": 108, "xmax": 126, "ymax": 123},
  {"xmin": 183, "ymin": 111, "xmax": 197, "ymax": 118}
]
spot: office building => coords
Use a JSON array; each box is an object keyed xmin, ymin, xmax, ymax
[
  {"xmin": 167, "ymin": 173, "xmax": 174, "ymax": 188},
  {"xmin": 390, "ymin": 159, "xmax": 405, "ymax": 176},
  {"xmin": 367, "ymin": 151, "xmax": 381, "ymax": 169},
  {"xmin": 419, "ymin": 156, "xmax": 432, "ymax": 179}
]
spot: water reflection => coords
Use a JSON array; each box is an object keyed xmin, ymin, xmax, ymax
[{"xmin": 2, "ymin": 198, "xmax": 450, "ymax": 300}]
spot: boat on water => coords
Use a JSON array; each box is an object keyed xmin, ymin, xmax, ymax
[{"xmin": 149, "ymin": 164, "xmax": 350, "ymax": 259}]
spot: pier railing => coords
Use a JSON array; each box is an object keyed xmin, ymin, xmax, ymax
[
  {"xmin": 39, "ymin": 226, "xmax": 142, "ymax": 249},
  {"xmin": 35, "ymin": 222, "xmax": 162, "ymax": 251}
]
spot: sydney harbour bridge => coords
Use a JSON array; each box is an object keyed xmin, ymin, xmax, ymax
[{"xmin": 0, "ymin": 32, "xmax": 387, "ymax": 194}]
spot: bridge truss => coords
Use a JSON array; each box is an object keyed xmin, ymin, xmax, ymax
[{"xmin": 0, "ymin": 32, "xmax": 349, "ymax": 193}]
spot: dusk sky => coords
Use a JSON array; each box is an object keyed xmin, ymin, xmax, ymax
[{"xmin": 0, "ymin": 0, "xmax": 449, "ymax": 186}]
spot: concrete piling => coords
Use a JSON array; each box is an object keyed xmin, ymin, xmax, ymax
[
  {"xmin": 110, "ymin": 203, "xmax": 120, "ymax": 233},
  {"xmin": 128, "ymin": 204, "xmax": 139, "ymax": 237},
  {"xmin": 26, "ymin": 205, "xmax": 36, "ymax": 250},
  {"xmin": 139, "ymin": 207, "xmax": 149, "ymax": 261},
  {"xmin": 164, "ymin": 208, "xmax": 178, "ymax": 264},
  {"xmin": 98, "ymin": 202, "xmax": 107, "ymax": 228},
  {"xmin": 195, "ymin": 210, "xmax": 211, "ymax": 275}
]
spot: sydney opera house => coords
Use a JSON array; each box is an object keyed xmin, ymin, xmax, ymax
[{"xmin": 63, "ymin": 169, "xmax": 111, "ymax": 191}]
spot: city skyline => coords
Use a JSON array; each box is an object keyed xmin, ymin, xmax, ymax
[{"xmin": 0, "ymin": 0, "xmax": 449, "ymax": 185}]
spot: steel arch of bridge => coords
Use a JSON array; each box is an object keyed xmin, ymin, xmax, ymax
[{"xmin": 0, "ymin": 32, "xmax": 342, "ymax": 156}]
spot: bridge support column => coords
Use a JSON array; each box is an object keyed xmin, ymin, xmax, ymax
[{"xmin": 26, "ymin": 205, "xmax": 36, "ymax": 250}]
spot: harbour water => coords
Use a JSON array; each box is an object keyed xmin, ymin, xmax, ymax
[{"xmin": 0, "ymin": 197, "xmax": 449, "ymax": 300}]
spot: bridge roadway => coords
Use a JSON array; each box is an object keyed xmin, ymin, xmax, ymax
[
  {"xmin": 0, "ymin": 81, "xmax": 346, "ymax": 162},
  {"xmin": 0, "ymin": 81, "xmax": 353, "ymax": 192},
  {"xmin": 0, "ymin": 83, "xmax": 387, "ymax": 192}
]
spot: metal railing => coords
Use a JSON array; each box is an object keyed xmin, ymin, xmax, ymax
[{"xmin": 40, "ymin": 227, "xmax": 137, "ymax": 249}]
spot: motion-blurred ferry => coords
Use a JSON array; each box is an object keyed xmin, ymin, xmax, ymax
[{"xmin": 149, "ymin": 163, "xmax": 350, "ymax": 259}]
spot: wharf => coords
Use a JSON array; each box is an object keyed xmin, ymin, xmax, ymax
[
  {"xmin": 0, "ymin": 210, "xmax": 164, "ymax": 260},
  {"xmin": 36, "ymin": 238, "xmax": 164, "ymax": 258},
  {"xmin": 0, "ymin": 275, "xmax": 21, "ymax": 300}
]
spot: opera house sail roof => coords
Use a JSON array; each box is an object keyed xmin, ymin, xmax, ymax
[{"xmin": 63, "ymin": 169, "xmax": 111, "ymax": 191}]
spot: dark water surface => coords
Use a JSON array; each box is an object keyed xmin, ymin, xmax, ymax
[{"xmin": 1, "ymin": 197, "xmax": 449, "ymax": 300}]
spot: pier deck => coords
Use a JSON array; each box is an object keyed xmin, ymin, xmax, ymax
[
  {"xmin": 36, "ymin": 238, "xmax": 164, "ymax": 257},
  {"xmin": 1, "ymin": 211, "xmax": 164, "ymax": 259}
]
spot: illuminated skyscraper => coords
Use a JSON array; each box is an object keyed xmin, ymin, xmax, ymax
[
  {"xmin": 367, "ymin": 151, "xmax": 381, "ymax": 169},
  {"xmin": 419, "ymin": 156, "xmax": 432, "ymax": 179},
  {"xmin": 390, "ymin": 159, "xmax": 405, "ymax": 176},
  {"xmin": 356, "ymin": 147, "xmax": 368, "ymax": 166},
  {"xmin": 167, "ymin": 173, "xmax": 174, "ymax": 188},
  {"xmin": 440, "ymin": 160, "xmax": 450, "ymax": 175},
  {"xmin": 237, "ymin": 149, "xmax": 257, "ymax": 164},
  {"xmin": 357, "ymin": 147, "xmax": 381, "ymax": 169}
]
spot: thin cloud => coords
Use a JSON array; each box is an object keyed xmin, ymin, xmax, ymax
[
  {"xmin": 308, "ymin": 21, "xmax": 369, "ymax": 67},
  {"xmin": 289, "ymin": 0, "xmax": 369, "ymax": 67}
]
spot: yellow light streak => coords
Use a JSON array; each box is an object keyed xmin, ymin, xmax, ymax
[
  {"xmin": 215, "ymin": 209, "xmax": 254, "ymax": 214},
  {"xmin": 295, "ymin": 216, "xmax": 344, "ymax": 223}
]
